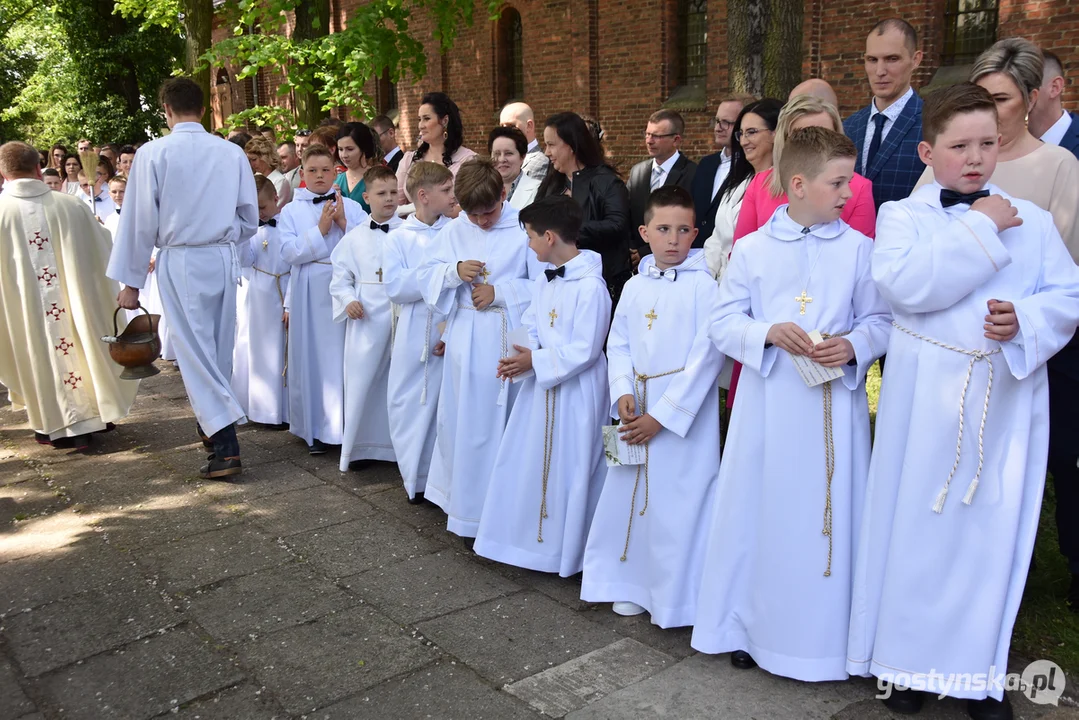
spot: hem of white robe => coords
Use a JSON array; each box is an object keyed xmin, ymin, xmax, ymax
[
  {"xmin": 289, "ymin": 426, "xmax": 344, "ymax": 446},
  {"xmin": 580, "ymin": 580, "xmax": 695, "ymax": 629},
  {"xmin": 197, "ymin": 406, "xmax": 247, "ymax": 439},
  {"xmin": 846, "ymin": 658, "xmax": 1003, "ymax": 702},
  {"xmin": 247, "ymin": 410, "xmax": 287, "ymax": 426},
  {"xmin": 403, "ymin": 471, "xmax": 428, "ymax": 500},
  {"xmin": 338, "ymin": 444, "xmax": 397, "ymax": 471},
  {"xmin": 47, "ymin": 416, "xmax": 106, "ymax": 440},
  {"xmin": 473, "ymin": 536, "xmax": 583, "ymax": 577},
  {"xmin": 690, "ymin": 628, "xmax": 848, "ymax": 682},
  {"xmin": 422, "ymin": 483, "xmax": 480, "ymax": 537}
]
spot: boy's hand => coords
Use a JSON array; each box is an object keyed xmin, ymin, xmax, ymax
[
  {"xmin": 811, "ymin": 337, "xmax": 855, "ymax": 367},
  {"xmin": 148, "ymin": 257, "xmax": 156, "ymax": 273},
  {"xmin": 318, "ymin": 200, "xmax": 335, "ymax": 236},
  {"xmin": 332, "ymin": 189, "xmax": 347, "ymax": 230},
  {"xmin": 457, "ymin": 260, "xmax": 484, "ymax": 283},
  {"xmin": 471, "ymin": 283, "xmax": 495, "ymax": 310},
  {"xmin": 616, "ymin": 394, "xmax": 637, "ymax": 425},
  {"xmin": 345, "ymin": 300, "xmax": 365, "ymax": 320},
  {"xmin": 619, "ymin": 413, "xmax": 662, "ymax": 445},
  {"xmin": 432, "ymin": 340, "xmax": 446, "ymax": 357},
  {"xmin": 767, "ymin": 322, "xmax": 814, "ymax": 356},
  {"xmin": 282, "ymin": 310, "xmax": 289, "ymax": 328},
  {"xmin": 497, "ymin": 345, "xmax": 533, "ymax": 379},
  {"xmin": 971, "ymin": 195, "xmax": 1023, "ymax": 233},
  {"xmin": 117, "ymin": 286, "xmax": 140, "ymax": 310},
  {"xmin": 985, "ymin": 299, "xmax": 1019, "ymax": 342}
]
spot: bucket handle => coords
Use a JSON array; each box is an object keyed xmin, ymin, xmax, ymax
[{"xmin": 113, "ymin": 304, "xmax": 149, "ymax": 336}]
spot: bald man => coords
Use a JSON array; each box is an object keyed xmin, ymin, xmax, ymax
[
  {"xmin": 788, "ymin": 78, "xmax": 838, "ymax": 107},
  {"xmin": 499, "ymin": 102, "xmax": 549, "ymax": 181}
]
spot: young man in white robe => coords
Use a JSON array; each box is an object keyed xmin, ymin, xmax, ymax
[
  {"xmin": 330, "ymin": 165, "xmax": 402, "ymax": 470},
  {"xmin": 0, "ymin": 142, "xmax": 138, "ymax": 449},
  {"xmin": 232, "ymin": 175, "xmax": 290, "ymax": 426},
  {"xmin": 847, "ymin": 84, "xmax": 1079, "ymax": 720},
  {"xmin": 422, "ymin": 158, "xmax": 543, "ymax": 538},
  {"xmin": 581, "ymin": 186, "xmax": 724, "ymax": 628},
  {"xmin": 279, "ymin": 145, "xmax": 367, "ymax": 454},
  {"xmin": 384, "ymin": 162, "xmax": 456, "ymax": 502},
  {"xmin": 690, "ymin": 128, "xmax": 891, "ymax": 679},
  {"xmin": 111, "ymin": 78, "xmax": 258, "ymax": 479},
  {"xmin": 102, "ymin": 175, "xmax": 125, "ymax": 237},
  {"xmin": 474, "ymin": 195, "xmax": 611, "ymax": 575}
]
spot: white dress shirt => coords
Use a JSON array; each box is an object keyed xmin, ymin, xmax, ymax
[
  {"xmin": 711, "ymin": 151, "xmax": 732, "ymax": 201},
  {"xmin": 861, "ymin": 86, "xmax": 915, "ymax": 171},
  {"xmin": 1040, "ymin": 111, "xmax": 1073, "ymax": 147},
  {"xmin": 384, "ymin": 146, "xmax": 402, "ymax": 164}
]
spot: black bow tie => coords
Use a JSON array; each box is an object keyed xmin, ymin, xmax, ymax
[
  {"xmin": 940, "ymin": 189, "xmax": 990, "ymax": 208},
  {"xmin": 93, "ymin": 196, "xmax": 104, "ymax": 203},
  {"xmin": 312, "ymin": 193, "xmax": 335, "ymax": 204},
  {"xmin": 259, "ymin": 218, "xmax": 277, "ymax": 227},
  {"xmin": 544, "ymin": 266, "xmax": 566, "ymax": 282},
  {"xmin": 115, "ymin": 208, "xmax": 121, "ymax": 214},
  {"xmin": 370, "ymin": 220, "xmax": 390, "ymax": 233}
]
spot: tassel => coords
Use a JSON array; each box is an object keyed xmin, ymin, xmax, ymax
[
  {"xmin": 962, "ymin": 478, "xmax": 979, "ymax": 506},
  {"xmin": 420, "ymin": 343, "xmax": 428, "ymax": 363},
  {"xmin": 932, "ymin": 486, "xmax": 949, "ymax": 514},
  {"xmin": 420, "ymin": 384, "xmax": 427, "ymax": 406},
  {"xmin": 496, "ymin": 379, "xmax": 507, "ymax": 407}
]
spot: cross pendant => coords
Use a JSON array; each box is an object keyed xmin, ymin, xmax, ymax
[
  {"xmin": 376, "ymin": 267, "xmax": 384, "ymax": 283},
  {"xmin": 549, "ymin": 308, "xmax": 558, "ymax": 327},
  {"xmin": 262, "ymin": 239, "xmax": 268, "ymax": 250},
  {"xmin": 645, "ymin": 308, "xmax": 658, "ymax": 330},
  {"xmin": 479, "ymin": 267, "xmax": 492, "ymax": 283},
  {"xmin": 794, "ymin": 290, "xmax": 812, "ymax": 315}
]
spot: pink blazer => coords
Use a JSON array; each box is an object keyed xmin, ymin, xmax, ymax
[{"xmin": 732, "ymin": 168, "xmax": 877, "ymax": 246}]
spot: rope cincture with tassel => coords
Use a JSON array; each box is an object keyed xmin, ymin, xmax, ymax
[
  {"xmin": 818, "ymin": 331, "xmax": 850, "ymax": 579},
  {"xmin": 538, "ymin": 387, "xmax": 556, "ymax": 543}
]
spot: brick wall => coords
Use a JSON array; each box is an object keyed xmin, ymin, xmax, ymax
[{"xmin": 212, "ymin": 0, "xmax": 1079, "ymax": 168}]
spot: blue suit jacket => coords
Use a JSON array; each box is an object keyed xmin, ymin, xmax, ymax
[
  {"xmin": 844, "ymin": 92, "xmax": 925, "ymax": 210},
  {"xmin": 691, "ymin": 151, "xmax": 725, "ymax": 241},
  {"xmin": 1059, "ymin": 112, "xmax": 1079, "ymax": 161}
]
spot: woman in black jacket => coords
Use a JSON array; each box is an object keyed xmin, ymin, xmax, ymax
[{"xmin": 536, "ymin": 112, "xmax": 631, "ymax": 304}]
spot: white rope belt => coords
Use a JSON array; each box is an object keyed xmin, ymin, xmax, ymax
[
  {"xmin": 419, "ymin": 308, "xmax": 434, "ymax": 405},
  {"xmin": 160, "ymin": 242, "xmax": 241, "ymax": 285},
  {"xmin": 893, "ymin": 322, "xmax": 1001, "ymax": 513},
  {"xmin": 251, "ymin": 266, "xmax": 291, "ymax": 386},
  {"xmin": 456, "ymin": 303, "xmax": 509, "ymax": 406}
]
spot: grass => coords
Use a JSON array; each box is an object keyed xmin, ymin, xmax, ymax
[{"xmin": 865, "ymin": 361, "xmax": 1078, "ymax": 679}]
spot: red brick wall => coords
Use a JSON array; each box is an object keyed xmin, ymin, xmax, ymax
[{"xmin": 213, "ymin": 0, "xmax": 1079, "ymax": 167}]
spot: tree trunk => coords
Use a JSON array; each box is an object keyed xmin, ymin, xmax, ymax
[
  {"xmin": 763, "ymin": 0, "xmax": 803, "ymax": 99},
  {"xmin": 292, "ymin": 0, "xmax": 331, "ymax": 128},
  {"xmin": 181, "ymin": 0, "xmax": 214, "ymax": 130},
  {"xmin": 727, "ymin": 0, "xmax": 765, "ymax": 96},
  {"xmin": 727, "ymin": 0, "xmax": 803, "ymax": 99}
]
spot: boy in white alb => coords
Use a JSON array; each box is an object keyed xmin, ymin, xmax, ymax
[
  {"xmin": 422, "ymin": 158, "xmax": 543, "ymax": 537},
  {"xmin": 384, "ymin": 162, "xmax": 456, "ymax": 502},
  {"xmin": 475, "ymin": 195, "xmax": 612, "ymax": 575},
  {"xmin": 331, "ymin": 165, "xmax": 402, "ymax": 470},
  {"xmin": 279, "ymin": 145, "xmax": 367, "ymax": 454},
  {"xmin": 691, "ymin": 128, "xmax": 891, "ymax": 679},
  {"xmin": 102, "ymin": 175, "xmax": 125, "ymax": 237},
  {"xmin": 233, "ymin": 175, "xmax": 290, "ymax": 426},
  {"xmin": 581, "ymin": 186, "xmax": 723, "ymax": 627},
  {"xmin": 848, "ymin": 84, "xmax": 1079, "ymax": 720}
]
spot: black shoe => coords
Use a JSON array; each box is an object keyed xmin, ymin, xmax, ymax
[
  {"xmin": 882, "ymin": 685, "xmax": 925, "ymax": 715},
  {"xmin": 408, "ymin": 492, "xmax": 425, "ymax": 505},
  {"xmin": 95, "ymin": 422, "xmax": 116, "ymax": 434},
  {"xmin": 1068, "ymin": 573, "xmax": 1079, "ymax": 613},
  {"xmin": 53, "ymin": 434, "xmax": 91, "ymax": 451},
  {"xmin": 730, "ymin": 650, "xmax": 757, "ymax": 670},
  {"xmin": 200, "ymin": 455, "xmax": 242, "ymax": 480},
  {"xmin": 309, "ymin": 439, "xmax": 328, "ymax": 455},
  {"xmin": 967, "ymin": 695, "xmax": 1012, "ymax": 720},
  {"xmin": 34, "ymin": 432, "xmax": 52, "ymax": 446}
]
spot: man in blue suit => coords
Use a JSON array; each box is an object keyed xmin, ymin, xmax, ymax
[
  {"xmin": 691, "ymin": 94, "xmax": 752, "ymax": 243},
  {"xmin": 843, "ymin": 18, "xmax": 925, "ymax": 210},
  {"xmin": 1030, "ymin": 47, "xmax": 1079, "ymax": 612}
]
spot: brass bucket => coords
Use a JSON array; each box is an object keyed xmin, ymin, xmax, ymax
[{"xmin": 102, "ymin": 305, "xmax": 162, "ymax": 380}]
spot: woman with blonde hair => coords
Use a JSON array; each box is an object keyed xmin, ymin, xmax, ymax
[
  {"xmin": 733, "ymin": 94, "xmax": 877, "ymax": 243},
  {"xmin": 246, "ymin": 135, "xmax": 292, "ymax": 208}
]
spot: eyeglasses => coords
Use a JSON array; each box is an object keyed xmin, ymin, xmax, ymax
[
  {"xmin": 733, "ymin": 127, "xmax": 773, "ymax": 143},
  {"xmin": 643, "ymin": 132, "xmax": 678, "ymax": 140},
  {"xmin": 295, "ymin": 130, "xmax": 312, "ymax": 137},
  {"xmin": 712, "ymin": 119, "xmax": 735, "ymax": 131}
]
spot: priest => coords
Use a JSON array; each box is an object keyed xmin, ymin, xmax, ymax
[{"xmin": 0, "ymin": 141, "xmax": 138, "ymax": 449}]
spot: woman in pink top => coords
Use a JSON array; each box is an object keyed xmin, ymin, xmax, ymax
[
  {"xmin": 732, "ymin": 95, "xmax": 876, "ymax": 244},
  {"xmin": 395, "ymin": 91, "xmax": 477, "ymax": 206},
  {"xmin": 726, "ymin": 95, "xmax": 877, "ymax": 408}
]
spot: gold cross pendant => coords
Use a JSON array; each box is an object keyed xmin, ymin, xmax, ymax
[
  {"xmin": 794, "ymin": 290, "xmax": 813, "ymax": 315},
  {"xmin": 549, "ymin": 308, "xmax": 558, "ymax": 327},
  {"xmin": 479, "ymin": 266, "xmax": 492, "ymax": 283},
  {"xmin": 645, "ymin": 308, "xmax": 658, "ymax": 330},
  {"xmin": 376, "ymin": 267, "xmax": 383, "ymax": 283},
  {"xmin": 262, "ymin": 239, "xmax": 268, "ymax": 250}
]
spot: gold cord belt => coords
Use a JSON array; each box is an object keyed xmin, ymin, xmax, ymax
[
  {"xmin": 538, "ymin": 386, "xmax": 557, "ymax": 542},
  {"xmin": 818, "ymin": 330, "xmax": 850, "ymax": 578},
  {"xmin": 456, "ymin": 303, "xmax": 509, "ymax": 403}
]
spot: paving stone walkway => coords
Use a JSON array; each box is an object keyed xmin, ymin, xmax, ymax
[{"xmin": 1, "ymin": 367, "xmax": 1076, "ymax": 719}]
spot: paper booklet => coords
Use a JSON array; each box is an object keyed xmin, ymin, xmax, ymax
[
  {"xmin": 506, "ymin": 325, "xmax": 535, "ymax": 382},
  {"xmin": 790, "ymin": 330, "xmax": 845, "ymax": 387},
  {"xmin": 603, "ymin": 425, "xmax": 646, "ymax": 466}
]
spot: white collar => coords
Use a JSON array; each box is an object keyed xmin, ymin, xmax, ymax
[
  {"xmin": 719, "ymin": 150, "xmax": 732, "ymax": 165},
  {"xmin": 384, "ymin": 146, "xmax": 402, "ymax": 162},
  {"xmin": 1040, "ymin": 110, "xmax": 1072, "ymax": 147},
  {"xmin": 652, "ymin": 150, "xmax": 681, "ymax": 175},
  {"xmin": 527, "ymin": 138, "xmax": 539, "ymax": 152},
  {"xmin": 870, "ymin": 86, "xmax": 915, "ymax": 123}
]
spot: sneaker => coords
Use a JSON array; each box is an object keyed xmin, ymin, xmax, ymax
[
  {"xmin": 34, "ymin": 432, "xmax": 52, "ymax": 446},
  {"xmin": 612, "ymin": 602, "xmax": 646, "ymax": 616},
  {"xmin": 200, "ymin": 455, "xmax": 242, "ymax": 480},
  {"xmin": 308, "ymin": 439, "xmax": 328, "ymax": 455}
]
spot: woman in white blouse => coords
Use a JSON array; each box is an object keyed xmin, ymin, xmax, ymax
[{"xmin": 488, "ymin": 125, "xmax": 540, "ymax": 210}]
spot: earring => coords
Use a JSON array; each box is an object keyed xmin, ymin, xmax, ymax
[{"xmin": 443, "ymin": 129, "xmax": 448, "ymax": 140}]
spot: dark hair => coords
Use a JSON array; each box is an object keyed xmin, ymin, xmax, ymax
[
  {"xmin": 454, "ymin": 157, "xmax": 503, "ymax": 212},
  {"xmin": 415, "ymin": 92, "xmax": 465, "ymax": 166},
  {"xmin": 370, "ymin": 115, "xmax": 396, "ymax": 134},
  {"xmin": 648, "ymin": 109, "xmax": 685, "ymax": 136},
  {"xmin": 922, "ymin": 82, "xmax": 998, "ymax": 145},
  {"xmin": 487, "ymin": 125, "xmax": 528, "ymax": 157},
  {"xmin": 644, "ymin": 185, "xmax": 695, "ymax": 225},
  {"xmin": 363, "ymin": 164, "xmax": 398, "ymax": 187},
  {"xmin": 118, "ymin": 144, "xmax": 136, "ymax": 158},
  {"xmin": 536, "ymin": 111, "xmax": 611, "ymax": 199},
  {"xmin": 519, "ymin": 195, "xmax": 583, "ymax": 245},
  {"xmin": 1043, "ymin": 49, "xmax": 1064, "ymax": 78},
  {"xmin": 278, "ymin": 140, "xmax": 296, "ymax": 151},
  {"xmin": 717, "ymin": 98, "xmax": 782, "ymax": 203},
  {"xmin": 43, "ymin": 167, "xmax": 61, "ymax": 178},
  {"xmin": 61, "ymin": 153, "xmax": 81, "ymax": 179},
  {"xmin": 97, "ymin": 156, "xmax": 115, "ymax": 179},
  {"xmin": 103, "ymin": 143, "xmax": 121, "ymax": 156},
  {"xmin": 309, "ymin": 126, "xmax": 339, "ymax": 161},
  {"xmin": 228, "ymin": 134, "xmax": 250, "ymax": 151},
  {"xmin": 870, "ymin": 18, "xmax": 918, "ymax": 54},
  {"xmin": 158, "ymin": 77, "xmax": 204, "ymax": 115},
  {"xmin": 335, "ymin": 122, "xmax": 379, "ymax": 167}
]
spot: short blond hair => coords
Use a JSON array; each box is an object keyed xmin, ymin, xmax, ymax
[
  {"xmin": 768, "ymin": 95, "xmax": 844, "ymax": 197},
  {"xmin": 406, "ymin": 161, "xmax": 453, "ymax": 199},
  {"xmin": 245, "ymin": 136, "xmax": 280, "ymax": 171},
  {"xmin": 0, "ymin": 142, "xmax": 42, "ymax": 178},
  {"xmin": 777, "ymin": 127, "xmax": 857, "ymax": 192},
  {"xmin": 253, "ymin": 173, "xmax": 277, "ymax": 199},
  {"xmin": 454, "ymin": 158, "xmax": 503, "ymax": 212},
  {"xmin": 108, "ymin": 174, "xmax": 128, "ymax": 187}
]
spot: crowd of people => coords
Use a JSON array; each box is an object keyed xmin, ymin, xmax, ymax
[{"xmin": 1, "ymin": 16, "xmax": 1079, "ymax": 720}]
